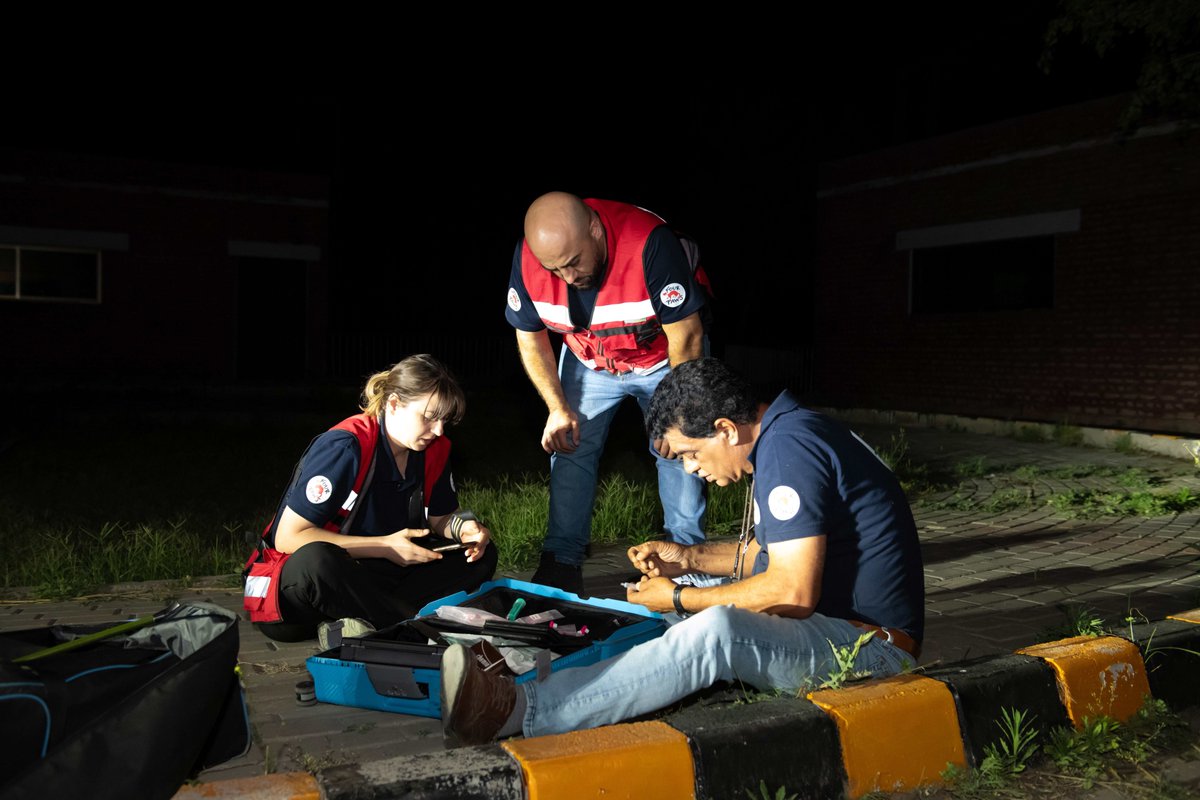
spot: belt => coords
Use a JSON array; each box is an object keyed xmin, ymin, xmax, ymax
[{"xmin": 847, "ymin": 620, "xmax": 921, "ymax": 661}]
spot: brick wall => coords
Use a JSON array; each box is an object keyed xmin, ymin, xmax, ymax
[{"xmin": 815, "ymin": 95, "xmax": 1200, "ymax": 435}]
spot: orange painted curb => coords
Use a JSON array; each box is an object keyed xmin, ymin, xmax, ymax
[
  {"xmin": 501, "ymin": 721, "xmax": 694, "ymax": 800},
  {"xmin": 809, "ymin": 674, "xmax": 964, "ymax": 797},
  {"xmin": 1167, "ymin": 608, "xmax": 1200, "ymax": 624},
  {"xmin": 1016, "ymin": 635, "xmax": 1151, "ymax": 728},
  {"xmin": 171, "ymin": 772, "xmax": 321, "ymax": 800}
]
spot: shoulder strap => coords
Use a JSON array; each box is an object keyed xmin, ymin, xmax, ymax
[{"xmin": 329, "ymin": 413, "xmax": 381, "ymax": 534}]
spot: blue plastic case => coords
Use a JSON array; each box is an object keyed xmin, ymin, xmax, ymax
[{"xmin": 305, "ymin": 578, "xmax": 667, "ymax": 719}]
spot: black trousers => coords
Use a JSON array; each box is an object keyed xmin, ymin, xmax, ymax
[{"xmin": 256, "ymin": 540, "xmax": 498, "ymax": 642}]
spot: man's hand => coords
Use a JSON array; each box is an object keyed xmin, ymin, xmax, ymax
[
  {"xmin": 627, "ymin": 541, "xmax": 692, "ymax": 579},
  {"xmin": 626, "ymin": 576, "xmax": 678, "ymax": 612},
  {"xmin": 381, "ymin": 528, "xmax": 441, "ymax": 566},
  {"xmin": 541, "ymin": 407, "xmax": 580, "ymax": 454},
  {"xmin": 653, "ymin": 437, "xmax": 677, "ymax": 459}
]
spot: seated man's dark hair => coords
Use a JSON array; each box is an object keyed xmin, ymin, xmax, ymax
[{"xmin": 646, "ymin": 357, "xmax": 759, "ymax": 440}]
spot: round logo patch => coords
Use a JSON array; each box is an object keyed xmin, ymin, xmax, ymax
[
  {"xmin": 753, "ymin": 499, "xmax": 761, "ymax": 527},
  {"xmin": 306, "ymin": 475, "xmax": 333, "ymax": 504},
  {"xmin": 767, "ymin": 485, "xmax": 801, "ymax": 521},
  {"xmin": 507, "ymin": 287, "xmax": 521, "ymax": 311},
  {"xmin": 659, "ymin": 282, "xmax": 686, "ymax": 308}
]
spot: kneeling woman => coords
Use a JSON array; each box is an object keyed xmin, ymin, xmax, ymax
[{"xmin": 245, "ymin": 354, "xmax": 497, "ymax": 643}]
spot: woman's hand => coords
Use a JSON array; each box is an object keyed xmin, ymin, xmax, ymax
[
  {"xmin": 456, "ymin": 518, "xmax": 492, "ymax": 563},
  {"xmin": 381, "ymin": 528, "xmax": 441, "ymax": 566},
  {"xmin": 627, "ymin": 541, "xmax": 692, "ymax": 579}
]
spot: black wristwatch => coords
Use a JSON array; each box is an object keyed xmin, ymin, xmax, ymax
[{"xmin": 673, "ymin": 584, "xmax": 688, "ymax": 616}]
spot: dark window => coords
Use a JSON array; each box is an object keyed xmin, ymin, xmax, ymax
[
  {"xmin": 0, "ymin": 248, "xmax": 14, "ymax": 295},
  {"xmin": 910, "ymin": 235, "xmax": 1054, "ymax": 314},
  {"xmin": 0, "ymin": 246, "xmax": 100, "ymax": 302}
]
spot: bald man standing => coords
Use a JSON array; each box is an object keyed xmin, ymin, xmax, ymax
[{"xmin": 505, "ymin": 192, "xmax": 712, "ymax": 593}]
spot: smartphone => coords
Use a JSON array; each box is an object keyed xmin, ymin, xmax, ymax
[{"xmin": 433, "ymin": 543, "xmax": 467, "ymax": 553}]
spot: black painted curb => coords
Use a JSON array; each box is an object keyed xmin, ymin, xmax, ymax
[
  {"xmin": 1127, "ymin": 618, "xmax": 1200, "ymax": 712},
  {"xmin": 924, "ymin": 653, "xmax": 1071, "ymax": 768},
  {"xmin": 319, "ymin": 744, "xmax": 523, "ymax": 800},
  {"xmin": 663, "ymin": 692, "xmax": 846, "ymax": 800}
]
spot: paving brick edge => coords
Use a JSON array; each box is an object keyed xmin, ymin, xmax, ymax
[{"xmin": 172, "ymin": 608, "xmax": 1200, "ymax": 800}]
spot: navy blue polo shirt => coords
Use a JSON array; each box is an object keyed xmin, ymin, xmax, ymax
[
  {"xmin": 264, "ymin": 422, "xmax": 458, "ymax": 548},
  {"xmin": 748, "ymin": 392, "xmax": 925, "ymax": 641},
  {"xmin": 505, "ymin": 225, "xmax": 707, "ymax": 333}
]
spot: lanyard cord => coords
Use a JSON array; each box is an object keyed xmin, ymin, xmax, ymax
[{"xmin": 731, "ymin": 477, "xmax": 755, "ymax": 582}]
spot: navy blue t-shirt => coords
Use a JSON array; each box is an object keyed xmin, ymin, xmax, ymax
[
  {"xmin": 505, "ymin": 225, "xmax": 707, "ymax": 333},
  {"xmin": 748, "ymin": 392, "xmax": 925, "ymax": 641},
  {"xmin": 264, "ymin": 422, "xmax": 458, "ymax": 548}
]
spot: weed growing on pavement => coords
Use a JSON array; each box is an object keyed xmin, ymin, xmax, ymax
[
  {"xmin": 1039, "ymin": 603, "xmax": 1108, "ymax": 640},
  {"xmin": 1014, "ymin": 425, "xmax": 1048, "ymax": 443},
  {"xmin": 819, "ymin": 631, "xmax": 877, "ymax": 689},
  {"xmin": 1047, "ymin": 487, "xmax": 1200, "ymax": 518},
  {"xmin": 1114, "ymin": 432, "xmax": 1135, "ymax": 453},
  {"xmin": 954, "ymin": 456, "xmax": 990, "ymax": 478},
  {"xmin": 1053, "ymin": 422, "xmax": 1084, "ymax": 446},
  {"xmin": 1184, "ymin": 440, "xmax": 1200, "ymax": 467},
  {"xmin": 743, "ymin": 781, "xmax": 798, "ymax": 800},
  {"xmin": 984, "ymin": 707, "xmax": 1041, "ymax": 776}
]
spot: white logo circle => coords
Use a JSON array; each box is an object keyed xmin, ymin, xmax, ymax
[
  {"xmin": 507, "ymin": 287, "xmax": 521, "ymax": 311},
  {"xmin": 767, "ymin": 485, "xmax": 801, "ymax": 521},
  {"xmin": 306, "ymin": 475, "xmax": 333, "ymax": 504},
  {"xmin": 753, "ymin": 499, "xmax": 761, "ymax": 526},
  {"xmin": 659, "ymin": 282, "xmax": 686, "ymax": 308}
]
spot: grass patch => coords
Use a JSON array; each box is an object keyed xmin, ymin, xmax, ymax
[{"xmin": 462, "ymin": 473, "xmax": 747, "ymax": 572}]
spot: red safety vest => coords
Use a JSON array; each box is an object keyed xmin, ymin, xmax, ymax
[
  {"xmin": 522, "ymin": 199, "xmax": 707, "ymax": 375},
  {"xmin": 241, "ymin": 413, "xmax": 451, "ymax": 623}
]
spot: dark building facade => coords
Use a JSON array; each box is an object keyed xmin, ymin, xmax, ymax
[
  {"xmin": 0, "ymin": 148, "xmax": 330, "ymax": 387},
  {"xmin": 815, "ymin": 95, "xmax": 1200, "ymax": 436}
]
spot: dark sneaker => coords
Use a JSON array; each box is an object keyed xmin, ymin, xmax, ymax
[
  {"xmin": 441, "ymin": 643, "xmax": 517, "ymax": 747},
  {"xmin": 530, "ymin": 552, "xmax": 584, "ymax": 596}
]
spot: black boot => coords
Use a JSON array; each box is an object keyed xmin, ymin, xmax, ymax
[{"xmin": 530, "ymin": 551, "xmax": 584, "ymax": 596}]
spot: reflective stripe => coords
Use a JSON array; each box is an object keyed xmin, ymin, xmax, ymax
[
  {"xmin": 244, "ymin": 575, "xmax": 271, "ymax": 598},
  {"xmin": 590, "ymin": 299, "xmax": 655, "ymax": 325},
  {"xmin": 532, "ymin": 300, "xmax": 572, "ymax": 328},
  {"xmin": 341, "ymin": 489, "xmax": 358, "ymax": 512}
]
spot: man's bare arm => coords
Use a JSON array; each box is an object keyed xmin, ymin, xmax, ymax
[
  {"xmin": 630, "ymin": 536, "xmax": 825, "ymax": 619},
  {"xmin": 515, "ymin": 329, "xmax": 579, "ymax": 454},
  {"xmin": 661, "ymin": 312, "xmax": 704, "ymax": 367}
]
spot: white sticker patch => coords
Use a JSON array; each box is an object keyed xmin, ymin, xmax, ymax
[
  {"xmin": 767, "ymin": 485, "xmax": 801, "ymax": 521},
  {"xmin": 306, "ymin": 475, "xmax": 334, "ymax": 504},
  {"xmin": 659, "ymin": 282, "xmax": 687, "ymax": 308},
  {"xmin": 507, "ymin": 287, "xmax": 522, "ymax": 311},
  {"xmin": 753, "ymin": 499, "xmax": 761, "ymax": 526}
]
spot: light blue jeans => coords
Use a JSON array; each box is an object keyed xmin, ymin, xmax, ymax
[
  {"xmin": 521, "ymin": 605, "xmax": 913, "ymax": 736},
  {"xmin": 544, "ymin": 349, "xmax": 707, "ymax": 564}
]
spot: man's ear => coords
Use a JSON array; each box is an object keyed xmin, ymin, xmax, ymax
[{"xmin": 714, "ymin": 418, "xmax": 740, "ymax": 445}]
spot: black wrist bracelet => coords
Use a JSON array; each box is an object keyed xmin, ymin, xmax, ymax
[
  {"xmin": 448, "ymin": 510, "xmax": 478, "ymax": 543},
  {"xmin": 672, "ymin": 584, "xmax": 687, "ymax": 616}
]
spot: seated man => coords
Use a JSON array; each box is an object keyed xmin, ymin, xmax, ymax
[{"xmin": 440, "ymin": 357, "xmax": 925, "ymax": 745}]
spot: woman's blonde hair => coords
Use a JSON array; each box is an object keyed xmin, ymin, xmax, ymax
[{"xmin": 360, "ymin": 354, "xmax": 466, "ymax": 423}]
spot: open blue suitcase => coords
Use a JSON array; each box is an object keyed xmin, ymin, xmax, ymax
[{"xmin": 305, "ymin": 578, "xmax": 667, "ymax": 719}]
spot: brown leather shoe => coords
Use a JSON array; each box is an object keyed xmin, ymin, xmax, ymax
[{"xmin": 441, "ymin": 643, "xmax": 517, "ymax": 747}]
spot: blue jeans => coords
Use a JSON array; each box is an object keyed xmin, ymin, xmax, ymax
[
  {"xmin": 521, "ymin": 606, "xmax": 913, "ymax": 736},
  {"xmin": 544, "ymin": 349, "xmax": 707, "ymax": 564}
]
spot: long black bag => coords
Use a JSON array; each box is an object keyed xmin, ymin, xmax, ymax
[{"xmin": 0, "ymin": 601, "xmax": 250, "ymax": 800}]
